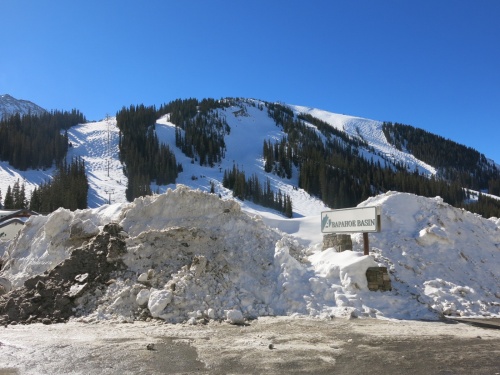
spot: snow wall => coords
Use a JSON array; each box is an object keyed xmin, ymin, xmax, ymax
[{"xmin": 1, "ymin": 186, "xmax": 499, "ymax": 324}]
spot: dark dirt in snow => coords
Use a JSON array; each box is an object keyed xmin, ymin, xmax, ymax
[{"xmin": 0, "ymin": 223, "xmax": 126, "ymax": 325}]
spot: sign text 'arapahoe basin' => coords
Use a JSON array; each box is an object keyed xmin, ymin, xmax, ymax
[{"xmin": 321, "ymin": 206, "xmax": 381, "ymax": 233}]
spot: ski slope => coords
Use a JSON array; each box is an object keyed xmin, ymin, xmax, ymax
[
  {"xmin": 1, "ymin": 99, "xmax": 440, "ymax": 217},
  {"xmin": 291, "ymin": 105, "xmax": 437, "ymax": 176}
]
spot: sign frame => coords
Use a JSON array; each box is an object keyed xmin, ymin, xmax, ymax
[{"xmin": 321, "ymin": 206, "xmax": 381, "ymax": 234}]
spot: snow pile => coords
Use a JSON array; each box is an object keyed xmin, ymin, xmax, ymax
[
  {"xmin": 0, "ymin": 186, "xmax": 308, "ymax": 323},
  {"xmin": 355, "ymin": 192, "xmax": 500, "ymax": 318},
  {"xmin": 90, "ymin": 186, "xmax": 288, "ymax": 322},
  {"xmin": 1, "ymin": 186, "xmax": 499, "ymax": 324},
  {"xmin": 1, "ymin": 203, "xmax": 123, "ymax": 289}
]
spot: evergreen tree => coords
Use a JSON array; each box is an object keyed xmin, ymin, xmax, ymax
[
  {"xmin": 164, "ymin": 98, "xmax": 229, "ymax": 167},
  {"xmin": 222, "ymin": 164, "xmax": 293, "ymax": 217},
  {"xmin": 382, "ymin": 122, "xmax": 499, "ymax": 191},
  {"xmin": 0, "ymin": 109, "xmax": 86, "ymax": 171},
  {"xmin": 12, "ymin": 180, "xmax": 20, "ymax": 208},
  {"xmin": 3, "ymin": 186, "xmax": 14, "ymax": 209},
  {"xmin": 285, "ymin": 195, "xmax": 293, "ymax": 218},
  {"xmin": 116, "ymin": 104, "xmax": 178, "ymax": 201},
  {"xmin": 33, "ymin": 157, "xmax": 89, "ymax": 212},
  {"xmin": 29, "ymin": 187, "xmax": 41, "ymax": 212},
  {"xmin": 10, "ymin": 179, "xmax": 27, "ymax": 209}
]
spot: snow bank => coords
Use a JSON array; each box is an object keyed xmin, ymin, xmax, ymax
[
  {"xmin": 355, "ymin": 191, "xmax": 500, "ymax": 318},
  {"xmin": 1, "ymin": 203, "xmax": 123, "ymax": 289},
  {"xmin": 1, "ymin": 186, "xmax": 499, "ymax": 323}
]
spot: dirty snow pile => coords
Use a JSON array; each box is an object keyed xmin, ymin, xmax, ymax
[{"xmin": 1, "ymin": 186, "xmax": 500, "ymax": 325}]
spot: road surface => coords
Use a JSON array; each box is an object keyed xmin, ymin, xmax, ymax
[{"xmin": 1, "ymin": 317, "xmax": 499, "ymax": 374}]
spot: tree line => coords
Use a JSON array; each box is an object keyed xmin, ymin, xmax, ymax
[
  {"xmin": 382, "ymin": 122, "xmax": 499, "ymax": 191},
  {"xmin": 223, "ymin": 164, "xmax": 293, "ymax": 217},
  {"xmin": 0, "ymin": 109, "xmax": 85, "ymax": 171},
  {"xmin": 0, "ymin": 158, "xmax": 88, "ymax": 212},
  {"xmin": 264, "ymin": 103, "xmax": 500, "ymax": 218},
  {"xmin": 29, "ymin": 158, "xmax": 88, "ymax": 212},
  {"xmin": 160, "ymin": 98, "xmax": 231, "ymax": 167},
  {"xmin": 116, "ymin": 104, "xmax": 179, "ymax": 201}
]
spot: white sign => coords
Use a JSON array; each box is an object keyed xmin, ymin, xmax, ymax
[{"xmin": 321, "ymin": 206, "xmax": 380, "ymax": 233}]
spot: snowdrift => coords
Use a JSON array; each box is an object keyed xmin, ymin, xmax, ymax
[
  {"xmin": 356, "ymin": 192, "xmax": 500, "ymax": 318},
  {"xmin": 1, "ymin": 186, "xmax": 499, "ymax": 325}
]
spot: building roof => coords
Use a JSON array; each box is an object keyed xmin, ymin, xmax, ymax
[
  {"xmin": 0, "ymin": 209, "xmax": 39, "ymax": 224},
  {"xmin": 0, "ymin": 217, "xmax": 28, "ymax": 228}
]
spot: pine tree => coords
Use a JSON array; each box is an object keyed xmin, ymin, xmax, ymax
[
  {"xmin": 29, "ymin": 187, "xmax": 41, "ymax": 212},
  {"xmin": 15, "ymin": 181, "xmax": 27, "ymax": 209},
  {"xmin": 3, "ymin": 186, "xmax": 14, "ymax": 209},
  {"xmin": 285, "ymin": 195, "xmax": 293, "ymax": 218},
  {"xmin": 12, "ymin": 180, "xmax": 20, "ymax": 208},
  {"xmin": 30, "ymin": 157, "xmax": 88, "ymax": 212}
]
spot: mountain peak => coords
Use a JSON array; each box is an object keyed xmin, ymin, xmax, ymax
[{"xmin": 0, "ymin": 94, "xmax": 47, "ymax": 119}]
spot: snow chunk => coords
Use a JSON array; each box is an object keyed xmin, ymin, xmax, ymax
[
  {"xmin": 136, "ymin": 289, "xmax": 150, "ymax": 306},
  {"xmin": 148, "ymin": 289, "xmax": 173, "ymax": 318},
  {"xmin": 69, "ymin": 218, "xmax": 99, "ymax": 240},
  {"xmin": 226, "ymin": 309, "xmax": 245, "ymax": 325},
  {"xmin": 310, "ymin": 249, "xmax": 378, "ymax": 292}
]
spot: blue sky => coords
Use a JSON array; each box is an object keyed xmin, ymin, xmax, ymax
[{"xmin": 1, "ymin": 1, "xmax": 500, "ymax": 162}]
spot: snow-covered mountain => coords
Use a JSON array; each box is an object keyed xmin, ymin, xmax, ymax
[
  {"xmin": 61, "ymin": 99, "xmax": 439, "ymax": 215},
  {"xmin": 0, "ymin": 98, "xmax": 497, "ymax": 215},
  {"xmin": 1, "ymin": 98, "xmax": 499, "ymax": 323},
  {"xmin": 0, "ymin": 94, "xmax": 46, "ymax": 119}
]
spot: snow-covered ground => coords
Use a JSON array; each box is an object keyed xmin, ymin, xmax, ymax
[
  {"xmin": 66, "ymin": 118, "xmax": 128, "ymax": 206},
  {"xmin": 1, "ymin": 186, "xmax": 499, "ymax": 323},
  {"xmin": 290, "ymin": 105, "xmax": 437, "ymax": 176},
  {"xmin": 0, "ymin": 100, "xmax": 499, "ymax": 324},
  {"xmin": 1, "ymin": 99, "xmax": 441, "ymax": 215}
]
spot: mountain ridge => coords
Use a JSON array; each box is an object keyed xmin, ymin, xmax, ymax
[
  {"xmin": 1, "ymin": 96, "xmax": 499, "ymax": 218},
  {"xmin": 0, "ymin": 94, "xmax": 46, "ymax": 119}
]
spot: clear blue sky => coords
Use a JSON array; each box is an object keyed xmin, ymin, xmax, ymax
[{"xmin": 2, "ymin": 1, "xmax": 500, "ymax": 162}]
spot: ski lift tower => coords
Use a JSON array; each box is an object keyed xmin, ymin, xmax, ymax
[
  {"xmin": 104, "ymin": 188, "xmax": 115, "ymax": 205},
  {"xmin": 106, "ymin": 114, "xmax": 111, "ymax": 178}
]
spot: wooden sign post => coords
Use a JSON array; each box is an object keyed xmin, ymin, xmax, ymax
[{"xmin": 321, "ymin": 206, "xmax": 381, "ymax": 255}]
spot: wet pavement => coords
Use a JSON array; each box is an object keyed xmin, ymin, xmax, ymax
[
  {"xmin": 446, "ymin": 317, "xmax": 500, "ymax": 330},
  {"xmin": 1, "ymin": 317, "xmax": 499, "ymax": 374}
]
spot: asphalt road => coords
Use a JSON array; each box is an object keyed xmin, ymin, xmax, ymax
[{"xmin": 1, "ymin": 317, "xmax": 499, "ymax": 374}]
